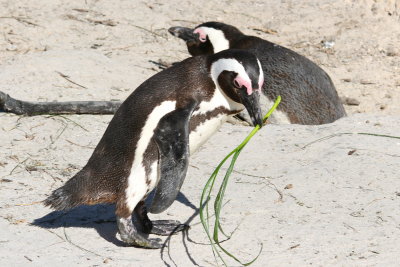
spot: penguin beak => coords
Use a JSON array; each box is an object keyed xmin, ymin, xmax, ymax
[
  {"xmin": 168, "ymin": 26, "xmax": 197, "ymax": 42},
  {"xmin": 239, "ymin": 89, "xmax": 263, "ymax": 127}
]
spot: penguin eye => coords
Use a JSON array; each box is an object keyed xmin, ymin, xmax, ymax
[
  {"xmin": 233, "ymin": 79, "xmax": 241, "ymax": 88},
  {"xmin": 194, "ymin": 28, "xmax": 207, "ymax": 43},
  {"xmin": 199, "ymin": 36, "xmax": 207, "ymax": 42}
]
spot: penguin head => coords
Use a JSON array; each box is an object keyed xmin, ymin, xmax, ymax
[
  {"xmin": 209, "ymin": 49, "xmax": 264, "ymax": 127},
  {"xmin": 169, "ymin": 22, "xmax": 243, "ymax": 56}
]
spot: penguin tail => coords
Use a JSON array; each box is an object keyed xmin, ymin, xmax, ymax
[
  {"xmin": 44, "ymin": 170, "xmax": 116, "ymax": 211},
  {"xmin": 43, "ymin": 171, "xmax": 92, "ymax": 211},
  {"xmin": 43, "ymin": 186, "xmax": 81, "ymax": 210},
  {"xmin": 44, "ymin": 187, "xmax": 73, "ymax": 210}
]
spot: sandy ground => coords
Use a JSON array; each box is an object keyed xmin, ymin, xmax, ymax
[{"xmin": 0, "ymin": 0, "xmax": 399, "ymax": 266}]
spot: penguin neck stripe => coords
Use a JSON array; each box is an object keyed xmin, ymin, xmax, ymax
[
  {"xmin": 196, "ymin": 27, "xmax": 229, "ymax": 53},
  {"xmin": 192, "ymin": 84, "xmax": 243, "ymax": 117}
]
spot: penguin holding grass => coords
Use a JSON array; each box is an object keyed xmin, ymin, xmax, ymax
[{"xmin": 44, "ymin": 49, "xmax": 265, "ymax": 249}]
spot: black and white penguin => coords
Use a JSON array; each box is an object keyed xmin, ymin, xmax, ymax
[
  {"xmin": 169, "ymin": 21, "xmax": 346, "ymax": 125},
  {"xmin": 44, "ymin": 49, "xmax": 264, "ymax": 249}
]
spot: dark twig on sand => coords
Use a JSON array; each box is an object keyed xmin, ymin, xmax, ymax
[
  {"xmin": 131, "ymin": 25, "xmax": 167, "ymax": 39},
  {"xmin": 0, "ymin": 91, "xmax": 121, "ymax": 116},
  {"xmin": 56, "ymin": 71, "xmax": 88, "ymax": 89},
  {"xmin": 0, "ymin": 16, "xmax": 41, "ymax": 27}
]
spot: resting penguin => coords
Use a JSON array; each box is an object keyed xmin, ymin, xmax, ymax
[
  {"xmin": 169, "ymin": 21, "xmax": 346, "ymax": 125},
  {"xmin": 44, "ymin": 49, "xmax": 264, "ymax": 249}
]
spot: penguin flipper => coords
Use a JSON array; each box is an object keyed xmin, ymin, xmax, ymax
[{"xmin": 149, "ymin": 100, "xmax": 197, "ymax": 214}]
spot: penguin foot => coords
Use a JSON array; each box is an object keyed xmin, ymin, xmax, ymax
[
  {"xmin": 117, "ymin": 216, "xmax": 163, "ymax": 249},
  {"xmin": 134, "ymin": 202, "xmax": 189, "ymax": 236},
  {"xmin": 149, "ymin": 220, "xmax": 189, "ymax": 236}
]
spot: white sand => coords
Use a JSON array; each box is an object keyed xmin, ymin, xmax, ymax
[{"xmin": 1, "ymin": 0, "xmax": 399, "ymax": 266}]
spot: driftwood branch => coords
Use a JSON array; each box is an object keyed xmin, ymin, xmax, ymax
[{"xmin": 0, "ymin": 91, "xmax": 121, "ymax": 116}]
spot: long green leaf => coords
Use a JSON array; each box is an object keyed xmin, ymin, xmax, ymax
[{"xmin": 199, "ymin": 96, "xmax": 281, "ymax": 266}]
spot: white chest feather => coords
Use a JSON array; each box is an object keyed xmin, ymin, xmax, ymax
[
  {"xmin": 189, "ymin": 87, "xmax": 243, "ymax": 154},
  {"xmin": 193, "ymin": 84, "xmax": 244, "ymax": 117},
  {"xmin": 189, "ymin": 114, "xmax": 228, "ymax": 154}
]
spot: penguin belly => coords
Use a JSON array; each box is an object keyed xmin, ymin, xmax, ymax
[{"xmin": 189, "ymin": 113, "xmax": 229, "ymax": 154}]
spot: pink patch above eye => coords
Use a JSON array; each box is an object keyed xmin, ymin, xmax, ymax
[
  {"xmin": 234, "ymin": 76, "xmax": 253, "ymax": 95},
  {"xmin": 193, "ymin": 28, "xmax": 207, "ymax": 42}
]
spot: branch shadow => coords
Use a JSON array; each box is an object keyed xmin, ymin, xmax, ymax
[{"xmin": 160, "ymin": 192, "xmax": 208, "ymax": 267}]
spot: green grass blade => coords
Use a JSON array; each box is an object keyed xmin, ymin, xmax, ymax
[
  {"xmin": 262, "ymin": 95, "xmax": 281, "ymax": 122},
  {"xmin": 199, "ymin": 96, "xmax": 281, "ymax": 266}
]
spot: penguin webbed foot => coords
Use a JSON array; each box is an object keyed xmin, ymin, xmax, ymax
[
  {"xmin": 133, "ymin": 201, "xmax": 188, "ymax": 237},
  {"xmin": 117, "ymin": 216, "xmax": 162, "ymax": 249},
  {"xmin": 146, "ymin": 220, "xmax": 189, "ymax": 236}
]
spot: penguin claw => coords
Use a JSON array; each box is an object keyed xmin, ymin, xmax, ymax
[
  {"xmin": 153, "ymin": 219, "xmax": 181, "ymax": 225},
  {"xmin": 149, "ymin": 220, "xmax": 189, "ymax": 236},
  {"xmin": 117, "ymin": 216, "xmax": 163, "ymax": 249},
  {"xmin": 121, "ymin": 234, "xmax": 163, "ymax": 249}
]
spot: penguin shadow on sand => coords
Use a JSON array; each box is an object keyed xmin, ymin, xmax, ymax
[
  {"xmin": 32, "ymin": 202, "xmax": 125, "ymax": 246},
  {"xmin": 33, "ymin": 191, "xmax": 202, "ymax": 264}
]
